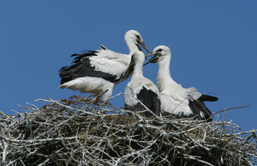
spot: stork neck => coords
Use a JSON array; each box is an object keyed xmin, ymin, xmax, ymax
[
  {"xmin": 157, "ymin": 60, "xmax": 177, "ymax": 91},
  {"xmin": 126, "ymin": 39, "xmax": 138, "ymax": 53},
  {"xmin": 131, "ymin": 61, "xmax": 143, "ymax": 79},
  {"xmin": 158, "ymin": 58, "xmax": 171, "ymax": 79}
]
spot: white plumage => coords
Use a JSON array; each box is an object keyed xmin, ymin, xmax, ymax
[
  {"xmin": 145, "ymin": 45, "xmax": 218, "ymax": 120},
  {"xmin": 59, "ymin": 30, "xmax": 149, "ymax": 101},
  {"xmin": 124, "ymin": 50, "xmax": 161, "ymax": 116}
]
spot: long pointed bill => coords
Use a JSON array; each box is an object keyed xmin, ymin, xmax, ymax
[
  {"xmin": 143, "ymin": 54, "xmax": 160, "ymax": 66},
  {"xmin": 145, "ymin": 52, "xmax": 153, "ymax": 57},
  {"xmin": 138, "ymin": 41, "xmax": 150, "ymax": 53}
]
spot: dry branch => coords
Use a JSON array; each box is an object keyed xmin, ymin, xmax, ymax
[{"xmin": 0, "ymin": 95, "xmax": 256, "ymax": 166}]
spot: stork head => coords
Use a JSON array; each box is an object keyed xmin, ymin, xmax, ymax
[
  {"xmin": 125, "ymin": 30, "xmax": 150, "ymax": 53},
  {"xmin": 131, "ymin": 50, "xmax": 145, "ymax": 64},
  {"xmin": 144, "ymin": 45, "xmax": 171, "ymax": 66}
]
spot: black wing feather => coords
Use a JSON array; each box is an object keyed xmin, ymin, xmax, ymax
[
  {"xmin": 188, "ymin": 93, "xmax": 218, "ymax": 121},
  {"xmin": 189, "ymin": 99, "xmax": 212, "ymax": 121},
  {"xmin": 186, "ymin": 94, "xmax": 218, "ymax": 121},
  {"xmin": 199, "ymin": 94, "xmax": 218, "ymax": 102},
  {"xmin": 59, "ymin": 51, "xmax": 119, "ymax": 84},
  {"xmin": 71, "ymin": 51, "xmax": 98, "ymax": 63},
  {"xmin": 125, "ymin": 87, "xmax": 161, "ymax": 116}
]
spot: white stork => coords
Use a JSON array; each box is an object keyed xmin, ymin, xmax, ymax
[
  {"xmin": 124, "ymin": 50, "xmax": 161, "ymax": 116},
  {"xmin": 144, "ymin": 45, "xmax": 218, "ymax": 121},
  {"xmin": 59, "ymin": 30, "xmax": 150, "ymax": 101}
]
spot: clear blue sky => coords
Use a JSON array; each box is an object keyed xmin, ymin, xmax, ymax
[{"xmin": 1, "ymin": 1, "xmax": 256, "ymax": 131}]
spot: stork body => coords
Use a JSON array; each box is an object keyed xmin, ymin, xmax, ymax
[
  {"xmin": 59, "ymin": 30, "xmax": 149, "ymax": 101},
  {"xmin": 145, "ymin": 46, "xmax": 218, "ymax": 120},
  {"xmin": 124, "ymin": 51, "xmax": 161, "ymax": 116}
]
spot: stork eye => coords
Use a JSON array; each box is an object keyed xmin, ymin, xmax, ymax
[
  {"xmin": 136, "ymin": 35, "xmax": 140, "ymax": 40},
  {"xmin": 157, "ymin": 49, "xmax": 163, "ymax": 52}
]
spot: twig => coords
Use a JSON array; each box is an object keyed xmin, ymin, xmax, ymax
[{"xmin": 211, "ymin": 105, "xmax": 250, "ymax": 117}]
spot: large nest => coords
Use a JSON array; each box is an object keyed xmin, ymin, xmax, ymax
[{"xmin": 0, "ymin": 95, "xmax": 256, "ymax": 166}]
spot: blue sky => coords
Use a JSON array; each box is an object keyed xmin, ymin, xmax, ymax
[{"xmin": 1, "ymin": 1, "xmax": 256, "ymax": 131}]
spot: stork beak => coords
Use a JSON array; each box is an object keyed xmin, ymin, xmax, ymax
[
  {"xmin": 138, "ymin": 40, "xmax": 150, "ymax": 53},
  {"xmin": 145, "ymin": 52, "xmax": 153, "ymax": 57},
  {"xmin": 144, "ymin": 53, "xmax": 160, "ymax": 66}
]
